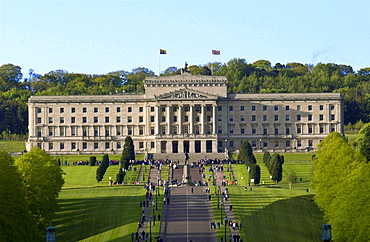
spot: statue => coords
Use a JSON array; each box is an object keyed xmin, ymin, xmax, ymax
[
  {"xmin": 185, "ymin": 152, "xmax": 190, "ymax": 165},
  {"xmin": 181, "ymin": 62, "xmax": 189, "ymax": 73}
]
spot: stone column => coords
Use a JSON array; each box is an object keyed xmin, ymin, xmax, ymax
[
  {"xmin": 212, "ymin": 105, "xmax": 217, "ymax": 134},
  {"xmin": 155, "ymin": 105, "xmax": 160, "ymax": 135},
  {"xmin": 201, "ymin": 105, "xmax": 205, "ymax": 134},
  {"xmin": 178, "ymin": 105, "xmax": 182, "ymax": 134},
  {"xmin": 167, "ymin": 105, "xmax": 171, "ymax": 134},
  {"xmin": 189, "ymin": 105, "xmax": 194, "ymax": 134},
  {"xmin": 29, "ymin": 106, "xmax": 36, "ymax": 136}
]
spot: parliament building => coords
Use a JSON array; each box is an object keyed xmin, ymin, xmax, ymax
[{"xmin": 27, "ymin": 70, "xmax": 343, "ymax": 158}]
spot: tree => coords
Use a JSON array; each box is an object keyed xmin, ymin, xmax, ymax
[
  {"xmin": 96, "ymin": 154, "xmax": 110, "ymax": 182},
  {"xmin": 0, "ymin": 64, "xmax": 22, "ymax": 92},
  {"xmin": 358, "ymin": 123, "xmax": 370, "ymax": 161},
  {"xmin": 285, "ymin": 171, "xmax": 296, "ymax": 189},
  {"xmin": 0, "ymin": 151, "xmax": 39, "ymax": 241},
  {"xmin": 15, "ymin": 146, "xmax": 65, "ymax": 233},
  {"xmin": 250, "ymin": 164, "xmax": 261, "ymax": 185},
  {"xmin": 89, "ymin": 156, "xmax": 97, "ymax": 166},
  {"xmin": 238, "ymin": 141, "xmax": 256, "ymax": 165},
  {"xmin": 269, "ymin": 153, "xmax": 284, "ymax": 183},
  {"xmin": 117, "ymin": 136, "xmax": 135, "ymax": 183}
]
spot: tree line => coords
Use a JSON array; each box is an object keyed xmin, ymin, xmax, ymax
[{"xmin": 1, "ymin": 59, "xmax": 370, "ymax": 137}]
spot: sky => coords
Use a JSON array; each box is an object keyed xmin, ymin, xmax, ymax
[{"xmin": 1, "ymin": 0, "xmax": 370, "ymax": 77}]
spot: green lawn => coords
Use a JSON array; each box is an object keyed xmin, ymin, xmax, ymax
[{"xmin": 0, "ymin": 140, "xmax": 26, "ymax": 152}]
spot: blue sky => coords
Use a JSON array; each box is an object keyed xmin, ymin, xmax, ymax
[{"xmin": 1, "ymin": 0, "xmax": 369, "ymax": 77}]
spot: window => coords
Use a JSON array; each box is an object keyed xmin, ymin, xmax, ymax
[
  {"xmin": 151, "ymin": 107, "xmax": 155, "ymax": 112},
  {"xmin": 173, "ymin": 106, "xmax": 177, "ymax": 112},
  {"xmin": 241, "ymin": 127, "xmax": 245, "ymax": 134},
  {"xmin": 173, "ymin": 126, "xmax": 178, "ymax": 135},
  {"xmin": 285, "ymin": 105, "xmax": 290, "ymax": 111},
  {"xmin": 116, "ymin": 107, "xmax": 121, "ymax": 112},
  {"xmin": 274, "ymin": 127, "xmax": 279, "ymax": 135},
  {"xmin": 308, "ymin": 125, "xmax": 313, "ymax": 134},
  {"xmin": 60, "ymin": 117, "xmax": 64, "ymax": 124},
  {"xmin": 297, "ymin": 125, "xmax": 302, "ymax": 134},
  {"xmin": 184, "ymin": 106, "xmax": 189, "ymax": 112},
  {"xmin": 240, "ymin": 115, "xmax": 245, "ymax": 122},
  {"xmin": 94, "ymin": 127, "xmax": 99, "ymax": 136},
  {"xmin": 116, "ymin": 142, "xmax": 121, "ymax": 149},
  {"xmin": 161, "ymin": 107, "xmax": 166, "ymax": 112},
  {"xmin": 229, "ymin": 115, "xmax": 234, "ymax": 122},
  {"xmin": 105, "ymin": 117, "xmax": 109, "ymax": 123},
  {"xmin": 263, "ymin": 106, "xmax": 267, "ymax": 111},
  {"xmin": 286, "ymin": 115, "xmax": 290, "ymax": 121},
  {"xmin": 330, "ymin": 104, "xmax": 335, "ymax": 110},
  {"xmin": 60, "ymin": 143, "xmax": 64, "ymax": 150},
  {"xmin": 139, "ymin": 126, "xmax": 144, "ymax": 135},
  {"xmin": 308, "ymin": 140, "xmax": 313, "ymax": 147},
  {"xmin": 37, "ymin": 108, "xmax": 41, "ymax": 113},
  {"xmin": 252, "ymin": 141, "xmax": 257, "ymax": 148},
  {"xmin": 263, "ymin": 141, "xmax": 268, "ymax": 148},
  {"xmin": 116, "ymin": 126, "xmax": 121, "ymax": 136},
  {"xmin": 151, "ymin": 142, "xmax": 155, "ymax": 149},
  {"xmin": 319, "ymin": 105, "xmax": 324, "ymax": 111},
  {"xmin": 139, "ymin": 107, "xmax": 144, "ymax": 112},
  {"xmin": 297, "ymin": 115, "xmax": 301, "ymax": 121},
  {"xmin": 49, "ymin": 108, "xmax": 53, "ymax": 113},
  {"xmin": 195, "ymin": 116, "xmax": 199, "ymax": 122},
  {"xmin": 240, "ymin": 106, "xmax": 244, "ymax": 111},
  {"xmin": 251, "ymin": 106, "xmax": 256, "ymax": 111},
  {"xmin": 229, "ymin": 106, "xmax": 233, "ymax": 112},
  {"xmin": 128, "ymin": 116, "xmax": 132, "ymax": 123},
  {"xmin": 60, "ymin": 127, "xmax": 65, "ymax": 136},
  {"xmin": 48, "ymin": 127, "xmax": 53, "ymax": 136},
  {"xmin": 308, "ymin": 115, "xmax": 312, "ymax": 121},
  {"xmin": 150, "ymin": 127, "xmax": 155, "ymax": 135},
  {"xmin": 105, "ymin": 107, "xmax": 109, "ymax": 113},
  {"xmin": 218, "ymin": 126, "xmax": 222, "ymax": 134},
  {"xmin": 94, "ymin": 142, "xmax": 99, "ymax": 149},
  {"xmin": 128, "ymin": 127, "xmax": 133, "ymax": 135},
  {"xmin": 139, "ymin": 142, "xmax": 144, "ymax": 149},
  {"xmin": 105, "ymin": 142, "xmax": 110, "ymax": 149},
  {"xmin": 274, "ymin": 106, "xmax": 279, "ymax": 111},
  {"xmin": 206, "ymin": 116, "xmax": 211, "ymax": 122},
  {"xmin": 37, "ymin": 127, "xmax": 42, "ymax": 137},
  {"xmin": 37, "ymin": 117, "xmax": 42, "ymax": 124},
  {"xmin": 252, "ymin": 127, "xmax": 256, "ymax": 134},
  {"xmin": 48, "ymin": 117, "xmax": 53, "ymax": 124},
  {"xmin": 150, "ymin": 116, "xmax": 155, "ymax": 122},
  {"xmin": 83, "ymin": 127, "xmax": 88, "ymax": 136},
  {"xmin": 286, "ymin": 140, "xmax": 291, "ymax": 147},
  {"xmin": 71, "ymin": 117, "xmax": 75, "ymax": 123},
  {"xmin": 229, "ymin": 128, "xmax": 234, "ymax": 134},
  {"xmin": 297, "ymin": 140, "xmax": 302, "ymax": 147},
  {"xmin": 71, "ymin": 127, "xmax": 77, "ymax": 136},
  {"xmin": 218, "ymin": 115, "xmax": 222, "ymax": 122},
  {"xmin": 206, "ymin": 106, "xmax": 211, "ymax": 112},
  {"xmin": 83, "ymin": 117, "xmax": 87, "ymax": 123},
  {"xmin": 195, "ymin": 126, "xmax": 200, "ymax": 134},
  {"xmin": 71, "ymin": 107, "xmax": 75, "ymax": 113},
  {"xmin": 263, "ymin": 115, "xmax": 267, "ymax": 122},
  {"xmin": 184, "ymin": 116, "xmax": 189, "ymax": 122},
  {"xmin": 320, "ymin": 125, "xmax": 324, "ymax": 133},
  {"xmin": 331, "ymin": 114, "xmax": 335, "ymax": 121},
  {"xmin": 49, "ymin": 143, "xmax": 53, "ymax": 150},
  {"xmin": 83, "ymin": 107, "xmax": 87, "ymax": 113},
  {"xmin": 128, "ymin": 107, "xmax": 132, "ymax": 112},
  {"xmin": 195, "ymin": 106, "xmax": 200, "ymax": 112},
  {"xmin": 173, "ymin": 116, "xmax": 177, "ymax": 122},
  {"xmin": 116, "ymin": 116, "xmax": 121, "ymax": 123},
  {"xmin": 218, "ymin": 106, "xmax": 222, "ymax": 111},
  {"xmin": 308, "ymin": 105, "xmax": 312, "ymax": 111},
  {"xmin": 161, "ymin": 116, "xmax": 166, "ymax": 122},
  {"xmin": 105, "ymin": 129, "xmax": 110, "ymax": 136},
  {"xmin": 274, "ymin": 115, "xmax": 279, "ymax": 121},
  {"xmin": 251, "ymin": 115, "xmax": 256, "ymax": 122},
  {"xmin": 230, "ymin": 141, "xmax": 234, "ymax": 149},
  {"xmin": 60, "ymin": 108, "xmax": 64, "ymax": 113},
  {"xmin": 319, "ymin": 114, "xmax": 324, "ymax": 121},
  {"xmin": 297, "ymin": 105, "xmax": 301, "ymax": 111},
  {"xmin": 286, "ymin": 127, "xmax": 290, "ymax": 135},
  {"xmin": 71, "ymin": 142, "xmax": 76, "ymax": 150},
  {"xmin": 94, "ymin": 117, "xmax": 98, "ymax": 123},
  {"xmin": 263, "ymin": 127, "xmax": 268, "ymax": 135},
  {"xmin": 94, "ymin": 107, "xmax": 98, "ymax": 113},
  {"xmin": 83, "ymin": 142, "xmax": 87, "ymax": 149}
]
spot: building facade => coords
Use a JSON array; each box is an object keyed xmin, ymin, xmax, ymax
[{"xmin": 27, "ymin": 72, "xmax": 344, "ymax": 158}]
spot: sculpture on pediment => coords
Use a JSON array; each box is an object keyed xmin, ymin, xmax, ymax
[{"xmin": 180, "ymin": 62, "xmax": 190, "ymax": 73}]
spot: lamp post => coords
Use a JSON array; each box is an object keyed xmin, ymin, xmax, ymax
[
  {"xmin": 224, "ymin": 216, "xmax": 228, "ymax": 241},
  {"xmin": 155, "ymin": 187, "xmax": 158, "ymax": 210},
  {"xmin": 142, "ymin": 163, "xmax": 145, "ymax": 181},
  {"xmin": 149, "ymin": 217, "xmax": 152, "ymax": 242},
  {"xmin": 220, "ymin": 200, "xmax": 223, "ymax": 224}
]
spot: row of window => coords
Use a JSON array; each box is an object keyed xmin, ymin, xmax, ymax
[
  {"xmin": 224, "ymin": 114, "xmax": 336, "ymax": 122},
  {"xmin": 218, "ymin": 139, "xmax": 314, "ymax": 149},
  {"xmin": 43, "ymin": 141, "xmax": 156, "ymax": 150},
  {"xmin": 38, "ymin": 106, "xmax": 151, "ymax": 114},
  {"xmin": 226, "ymin": 104, "xmax": 335, "ymax": 112}
]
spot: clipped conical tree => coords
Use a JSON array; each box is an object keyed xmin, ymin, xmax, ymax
[
  {"xmin": 250, "ymin": 164, "xmax": 261, "ymax": 185},
  {"xmin": 238, "ymin": 140, "xmax": 256, "ymax": 165}
]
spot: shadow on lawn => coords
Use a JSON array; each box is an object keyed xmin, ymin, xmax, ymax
[{"xmin": 54, "ymin": 191, "xmax": 144, "ymax": 241}]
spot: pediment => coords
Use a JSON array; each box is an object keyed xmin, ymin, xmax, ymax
[{"xmin": 154, "ymin": 88, "xmax": 218, "ymax": 100}]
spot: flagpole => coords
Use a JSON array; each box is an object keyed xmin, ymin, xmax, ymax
[
  {"xmin": 211, "ymin": 50, "xmax": 213, "ymax": 76},
  {"xmin": 158, "ymin": 49, "xmax": 160, "ymax": 76}
]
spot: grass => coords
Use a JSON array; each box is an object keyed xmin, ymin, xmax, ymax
[{"xmin": 0, "ymin": 140, "xmax": 26, "ymax": 152}]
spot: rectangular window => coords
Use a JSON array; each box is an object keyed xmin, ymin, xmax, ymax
[
  {"xmin": 331, "ymin": 114, "xmax": 335, "ymax": 121},
  {"xmin": 218, "ymin": 126, "xmax": 222, "ymax": 134},
  {"xmin": 49, "ymin": 143, "xmax": 53, "ymax": 150},
  {"xmin": 307, "ymin": 115, "xmax": 312, "ymax": 121},
  {"xmin": 139, "ymin": 107, "xmax": 144, "ymax": 112},
  {"xmin": 297, "ymin": 115, "xmax": 301, "ymax": 121},
  {"xmin": 319, "ymin": 105, "xmax": 324, "ymax": 111},
  {"xmin": 308, "ymin": 125, "xmax": 313, "ymax": 134},
  {"xmin": 116, "ymin": 126, "xmax": 121, "ymax": 136},
  {"xmin": 49, "ymin": 108, "xmax": 53, "ymax": 113},
  {"xmin": 297, "ymin": 126, "xmax": 302, "ymax": 134},
  {"xmin": 241, "ymin": 127, "xmax": 245, "ymax": 134},
  {"xmin": 94, "ymin": 117, "xmax": 98, "ymax": 123},
  {"xmin": 240, "ymin": 115, "xmax": 245, "ymax": 122},
  {"xmin": 240, "ymin": 106, "xmax": 244, "ymax": 111},
  {"xmin": 274, "ymin": 115, "xmax": 279, "ymax": 121},
  {"xmin": 251, "ymin": 106, "xmax": 256, "ymax": 111},
  {"xmin": 94, "ymin": 142, "xmax": 99, "ymax": 149},
  {"xmin": 139, "ymin": 126, "xmax": 144, "ymax": 135},
  {"xmin": 94, "ymin": 107, "xmax": 98, "ymax": 113},
  {"xmin": 274, "ymin": 127, "xmax": 279, "ymax": 135},
  {"xmin": 105, "ymin": 142, "xmax": 110, "ymax": 149},
  {"xmin": 150, "ymin": 127, "xmax": 155, "ymax": 135},
  {"xmin": 263, "ymin": 141, "xmax": 268, "ymax": 148},
  {"xmin": 105, "ymin": 117, "xmax": 109, "ymax": 123},
  {"xmin": 94, "ymin": 127, "xmax": 99, "ymax": 136},
  {"xmin": 195, "ymin": 106, "xmax": 200, "ymax": 112},
  {"xmin": 297, "ymin": 105, "xmax": 301, "ymax": 111},
  {"xmin": 48, "ymin": 127, "xmax": 53, "ymax": 136},
  {"xmin": 37, "ymin": 108, "xmax": 41, "ymax": 113},
  {"xmin": 71, "ymin": 142, "xmax": 76, "ymax": 150},
  {"xmin": 162, "ymin": 116, "xmax": 166, "ymax": 122},
  {"xmin": 184, "ymin": 116, "xmax": 189, "ymax": 122},
  {"xmin": 116, "ymin": 107, "xmax": 121, "ymax": 112},
  {"xmin": 60, "ymin": 117, "xmax": 64, "ymax": 123},
  {"xmin": 218, "ymin": 115, "xmax": 222, "ymax": 122},
  {"xmin": 173, "ymin": 116, "xmax": 177, "ymax": 122},
  {"xmin": 60, "ymin": 127, "xmax": 65, "ymax": 136},
  {"xmin": 150, "ymin": 116, "xmax": 155, "ymax": 122},
  {"xmin": 229, "ymin": 106, "xmax": 233, "ymax": 112},
  {"xmin": 206, "ymin": 106, "xmax": 211, "ymax": 112},
  {"xmin": 206, "ymin": 116, "xmax": 211, "ymax": 122},
  {"xmin": 173, "ymin": 106, "xmax": 177, "ymax": 112},
  {"xmin": 48, "ymin": 117, "xmax": 53, "ymax": 124},
  {"xmin": 308, "ymin": 105, "xmax": 312, "ymax": 111},
  {"xmin": 60, "ymin": 143, "xmax": 64, "ymax": 150},
  {"xmin": 319, "ymin": 114, "xmax": 324, "ymax": 121},
  {"xmin": 117, "ymin": 142, "xmax": 121, "ymax": 149},
  {"xmin": 308, "ymin": 140, "xmax": 313, "ymax": 147},
  {"xmin": 263, "ymin": 127, "xmax": 268, "ymax": 135},
  {"xmin": 274, "ymin": 106, "xmax": 278, "ymax": 111},
  {"xmin": 71, "ymin": 117, "xmax": 76, "ymax": 123},
  {"xmin": 285, "ymin": 105, "xmax": 290, "ymax": 111},
  {"xmin": 263, "ymin": 115, "xmax": 267, "ymax": 122},
  {"xmin": 297, "ymin": 140, "xmax": 302, "ymax": 147},
  {"xmin": 286, "ymin": 115, "xmax": 290, "ymax": 121},
  {"xmin": 251, "ymin": 115, "xmax": 256, "ymax": 122},
  {"xmin": 71, "ymin": 107, "xmax": 75, "ymax": 113},
  {"xmin": 60, "ymin": 108, "xmax": 64, "ymax": 113},
  {"xmin": 229, "ymin": 128, "xmax": 234, "ymax": 134},
  {"xmin": 83, "ymin": 127, "xmax": 88, "ymax": 136},
  {"xmin": 218, "ymin": 106, "xmax": 222, "ymax": 111},
  {"xmin": 151, "ymin": 107, "xmax": 155, "ymax": 112},
  {"xmin": 105, "ymin": 107, "xmax": 109, "ymax": 113},
  {"xmin": 71, "ymin": 127, "xmax": 77, "ymax": 136},
  {"xmin": 128, "ymin": 116, "xmax": 132, "ymax": 123},
  {"xmin": 83, "ymin": 142, "xmax": 87, "ymax": 149},
  {"xmin": 83, "ymin": 107, "xmax": 87, "ymax": 113},
  {"xmin": 83, "ymin": 117, "xmax": 87, "ymax": 123},
  {"xmin": 128, "ymin": 107, "xmax": 132, "ymax": 112},
  {"xmin": 286, "ymin": 127, "xmax": 290, "ymax": 135},
  {"xmin": 139, "ymin": 142, "xmax": 144, "ymax": 149},
  {"xmin": 252, "ymin": 127, "xmax": 256, "ymax": 134},
  {"xmin": 263, "ymin": 106, "xmax": 267, "ymax": 111},
  {"xmin": 252, "ymin": 141, "xmax": 257, "ymax": 148},
  {"xmin": 37, "ymin": 117, "xmax": 42, "ymax": 124},
  {"xmin": 230, "ymin": 141, "xmax": 234, "ymax": 149},
  {"xmin": 128, "ymin": 127, "xmax": 133, "ymax": 135},
  {"xmin": 330, "ymin": 104, "xmax": 335, "ymax": 110},
  {"xmin": 151, "ymin": 142, "xmax": 155, "ymax": 149},
  {"xmin": 116, "ymin": 116, "xmax": 121, "ymax": 123},
  {"xmin": 286, "ymin": 140, "xmax": 291, "ymax": 147},
  {"xmin": 229, "ymin": 115, "xmax": 234, "ymax": 122}
]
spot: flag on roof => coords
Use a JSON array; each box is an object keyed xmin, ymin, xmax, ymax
[
  {"xmin": 159, "ymin": 49, "xmax": 167, "ymax": 54},
  {"xmin": 212, "ymin": 49, "xmax": 220, "ymax": 55}
]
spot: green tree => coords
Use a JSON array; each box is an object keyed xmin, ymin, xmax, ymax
[
  {"xmin": 96, "ymin": 154, "xmax": 110, "ymax": 182},
  {"xmin": 89, "ymin": 156, "xmax": 97, "ymax": 166},
  {"xmin": 269, "ymin": 153, "xmax": 284, "ymax": 183},
  {"xmin": 15, "ymin": 146, "xmax": 65, "ymax": 233},
  {"xmin": 285, "ymin": 171, "xmax": 296, "ymax": 189},
  {"xmin": 117, "ymin": 136, "xmax": 135, "ymax": 183},
  {"xmin": 238, "ymin": 141, "xmax": 256, "ymax": 165},
  {"xmin": 250, "ymin": 164, "xmax": 261, "ymax": 185},
  {"xmin": 0, "ymin": 64, "xmax": 22, "ymax": 91},
  {"xmin": 0, "ymin": 150, "xmax": 39, "ymax": 241}
]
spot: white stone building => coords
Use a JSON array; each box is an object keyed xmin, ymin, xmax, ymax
[{"xmin": 27, "ymin": 72, "xmax": 343, "ymax": 159}]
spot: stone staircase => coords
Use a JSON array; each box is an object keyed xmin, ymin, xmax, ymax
[{"xmin": 152, "ymin": 153, "xmax": 225, "ymax": 162}]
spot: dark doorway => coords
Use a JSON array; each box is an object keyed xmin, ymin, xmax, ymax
[
  {"xmin": 172, "ymin": 141, "xmax": 178, "ymax": 153},
  {"xmin": 161, "ymin": 141, "xmax": 167, "ymax": 153},
  {"xmin": 183, "ymin": 140, "xmax": 189, "ymax": 153},
  {"xmin": 206, "ymin": 140, "xmax": 212, "ymax": 153},
  {"xmin": 195, "ymin": 140, "xmax": 201, "ymax": 153}
]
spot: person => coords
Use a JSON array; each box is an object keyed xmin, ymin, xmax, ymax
[
  {"xmin": 185, "ymin": 152, "xmax": 190, "ymax": 164},
  {"xmin": 230, "ymin": 205, "xmax": 233, "ymax": 211},
  {"xmin": 131, "ymin": 232, "xmax": 134, "ymax": 241},
  {"xmin": 191, "ymin": 187, "xmax": 193, "ymax": 193},
  {"xmin": 163, "ymin": 197, "xmax": 166, "ymax": 204},
  {"xmin": 158, "ymin": 214, "xmax": 161, "ymax": 221}
]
